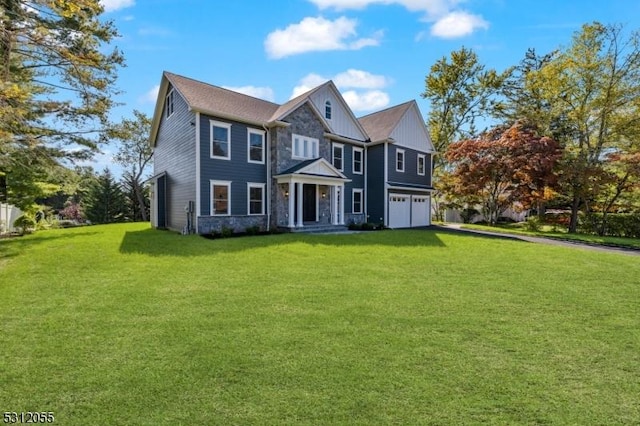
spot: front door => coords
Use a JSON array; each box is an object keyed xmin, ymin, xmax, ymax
[{"xmin": 303, "ymin": 184, "xmax": 317, "ymax": 222}]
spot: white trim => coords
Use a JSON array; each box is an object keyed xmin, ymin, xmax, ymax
[
  {"xmin": 325, "ymin": 100, "xmax": 332, "ymax": 120},
  {"xmin": 352, "ymin": 188, "xmax": 363, "ymax": 214},
  {"xmin": 387, "ymin": 185, "xmax": 433, "ymax": 193},
  {"xmin": 247, "ymin": 182, "xmax": 266, "ymax": 215},
  {"xmin": 417, "ymin": 153, "xmax": 426, "ymax": 176},
  {"xmin": 364, "ymin": 145, "xmax": 368, "ymax": 218},
  {"xmin": 292, "ymin": 134, "xmax": 319, "ymax": 160},
  {"xmin": 383, "ymin": 143, "xmax": 388, "ymax": 226},
  {"xmin": 352, "ymin": 146, "xmax": 363, "ymax": 175},
  {"xmin": 247, "ymin": 128, "xmax": 265, "ymax": 164},
  {"xmin": 195, "ymin": 112, "xmax": 201, "ymax": 231},
  {"xmin": 210, "ymin": 180, "xmax": 232, "ymax": 216},
  {"xmin": 210, "ymin": 120, "xmax": 231, "ymax": 160},
  {"xmin": 332, "ymin": 142, "xmax": 344, "ymax": 171},
  {"xmin": 396, "ymin": 148, "xmax": 405, "ymax": 173},
  {"xmin": 165, "ymin": 89, "xmax": 174, "ymax": 119}
]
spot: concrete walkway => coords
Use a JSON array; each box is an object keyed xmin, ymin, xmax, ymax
[{"xmin": 436, "ymin": 224, "xmax": 640, "ymax": 257}]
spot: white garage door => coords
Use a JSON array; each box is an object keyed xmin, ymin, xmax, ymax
[
  {"xmin": 389, "ymin": 194, "xmax": 411, "ymax": 228},
  {"xmin": 411, "ymin": 195, "xmax": 430, "ymax": 227}
]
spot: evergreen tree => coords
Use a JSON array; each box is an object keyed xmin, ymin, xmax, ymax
[{"xmin": 83, "ymin": 168, "xmax": 125, "ymax": 224}]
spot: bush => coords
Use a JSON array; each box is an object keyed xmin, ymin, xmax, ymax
[
  {"xmin": 524, "ymin": 216, "xmax": 542, "ymax": 232},
  {"xmin": 348, "ymin": 222, "xmax": 362, "ymax": 230},
  {"xmin": 14, "ymin": 214, "xmax": 36, "ymax": 235},
  {"xmin": 245, "ymin": 225, "xmax": 260, "ymax": 235},
  {"xmin": 220, "ymin": 226, "xmax": 234, "ymax": 238},
  {"xmin": 579, "ymin": 213, "xmax": 640, "ymax": 238}
]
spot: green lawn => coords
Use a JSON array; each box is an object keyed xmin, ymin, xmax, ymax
[
  {"xmin": 1, "ymin": 223, "xmax": 639, "ymax": 425},
  {"xmin": 461, "ymin": 222, "xmax": 640, "ymax": 250}
]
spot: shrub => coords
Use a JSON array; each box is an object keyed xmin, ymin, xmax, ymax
[
  {"xmin": 245, "ymin": 225, "xmax": 260, "ymax": 235},
  {"xmin": 524, "ymin": 216, "xmax": 542, "ymax": 232},
  {"xmin": 348, "ymin": 222, "xmax": 362, "ymax": 230},
  {"xmin": 579, "ymin": 213, "xmax": 640, "ymax": 238},
  {"xmin": 14, "ymin": 214, "xmax": 36, "ymax": 235},
  {"xmin": 220, "ymin": 226, "xmax": 234, "ymax": 238}
]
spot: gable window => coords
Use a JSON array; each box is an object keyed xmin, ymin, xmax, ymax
[
  {"xmin": 332, "ymin": 143, "xmax": 344, "ymax": 171},
  {"xmin": 396, "ymin": 149, "xmax": 405, "ymax": 173},
  {"xmin": 353, "ymin": 147, "xmax": 363, "ymax": 174},
  {"xmin": 325, "ymin": 100, "xmax": 332, "ymax": 120},
  {"xmin": 352, "ymin": 189, "xmax": 363, "ymax": 214},
  {"xmin": 165, "ymin": 90, "xmax": 174, "ymax": 118},
  {"xmin": 248, "ymin": 183, "xmax": 265, "ymax": 215},
  {"xmin": 210, "ymin": 120, "xmax": 231, "ymax": 160},
  {"xmin": 248, "ymin": 129, "xmax": 265, "ymax": 164},
  {"xmin": 417, "ymin": 153, "xmax": 426, "ymax": 176},
  {"xmin": 292, "ymin": 134, "xmax": 319, "ymax": 160},
  {"xmin": 211, "ymin": 180, "xmax": 231, "ymax": 215}
]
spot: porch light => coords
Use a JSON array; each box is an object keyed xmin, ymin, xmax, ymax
[{"xmin": 321, "ymin": 191, "xmax": 326, "ymax": 198}]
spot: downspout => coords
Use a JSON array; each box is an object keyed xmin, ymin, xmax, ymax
[
  {"xmin": 263, "ymin": 124, "xmax": 271, "ymax": 232},
  {"xmin": 383, "ymin": 142, "xmax": 389, "ymax": 227},
  {"xmin": 364, "ymin": 144, "xmax": 368, "ymax": 223},
  {"xmin": 195, "ymin": 112, "xmax": 201, "ymax": 234}
]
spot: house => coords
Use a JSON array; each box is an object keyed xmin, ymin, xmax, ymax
[{"xmin": 148, "ymin": 71, "xmax": 435, "ymax": 234}]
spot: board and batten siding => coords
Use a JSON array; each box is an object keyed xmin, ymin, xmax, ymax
[
  {"xmin": 389, "ymin": 104, "xmax": 433, "ymax": 153},
  {"xmin": 366, "ymin": 144, "xmax": 386, "ymax": 224},
  {"xmin": 153, "ymin": 86, "xmax": 196, "ymax": 232},
  {"xmin": 199, "ymin": 115, "xmax": 267, "ymax": 216},
  {"xmin": 308, "ymin": 86, "xmax": 367, "ymax": 141}
]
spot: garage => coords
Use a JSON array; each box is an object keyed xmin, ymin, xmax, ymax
[
  {"xmin": 411, "ymin": 195, "xmax": 430, "ymax": 227},
  {"xmin": 388, "ymin": 193, "xmax": 431, "ymax": 228}
]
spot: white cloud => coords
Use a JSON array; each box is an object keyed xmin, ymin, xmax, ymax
[
  {"xmin": 138, "ymin": 85, "xmax": 159, "ymax": 104},
  {"xmin": 309, "ymin": 0, "xmax": 460, "ymax": 20},
  {"xmin": 290, "ymin": 69, "xmax": 391, "ymax": 112},
  {"xmin": 264, "ymin": 16, "xmax": 382, "ymax": 59},
  {"xmin": 99, "ymin": 0, "xmax": 135, "ymax": 12},
  {"xmin": 223, "ymin": 86, "xmax": 276, "ymax": 102},
  {"xmin": 430, "ymin": 11, "xmax": 489, "ymax": 38},
  {"xmin": 342, "ymin": 90, "xmax": 390, "ymax": 112}
]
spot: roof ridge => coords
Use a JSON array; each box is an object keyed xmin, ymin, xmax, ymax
[{"xmin": 357, "ymin": 99, "xmax": 414, "ymax": 119}]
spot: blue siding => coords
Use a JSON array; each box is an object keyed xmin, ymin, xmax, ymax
[
  {"xmin": 199, "ymin": 115, "xmax": 267, "ymax": 216},
  {"xmin": 341, "ymin": 144, "xmax": 365, "ymax": 214},
  {"xmin": 366, "ymin": 144, "xmax": 385, "ymax": 223},
  {"xmin": 153, "ymin": 85, "xmax": 196, "ymax": 232},
  {"xmin": 388, "ymin": 145, "xmax": 432, "ymax": 188}
]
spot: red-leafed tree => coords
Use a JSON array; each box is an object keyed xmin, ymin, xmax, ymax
[{"xmin": 444, "ymin": 121, "xmax": 562, "ymax": 225}]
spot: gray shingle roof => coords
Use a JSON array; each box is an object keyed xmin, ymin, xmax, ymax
[
  {"xmin": 358, "ymin": 101, "xmax": 413, "ymax": 142},
  {"xmin": 164, "ymin": 72, "xmax": 280, "ymax": 124}
]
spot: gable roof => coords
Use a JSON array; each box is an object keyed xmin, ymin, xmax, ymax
[
  {"xmin": 274, "ymin": 158, "xmax": 349, "ymax": 182},
  {"xmin": 358, "ymin": 101, "xmax": 413, "ymax": 143}
]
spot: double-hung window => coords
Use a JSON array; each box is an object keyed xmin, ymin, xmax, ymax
[
  {"xmin": 325, "ymin": 101, "xmax": 332, "ymax": 120},
  {"xmin": 352, "ymin": 189, "xmax": 363, "ymax": 214},
  {"xmin": 211, "ymin": 120, "xmax": 231, "ymax": 160},
  {"xmin": 211, "ymin": 181, "xmax": 231, "ymax": 215},
  {"xmin": 248, "ymin": 183, "xmax": 265, "ymax": 215},
  {"xmin": 353, "ymin": 147, "xmax": 363, "ymax": 174},
  {"xmin": 248, "ymin": 129, "xmax": 265, "ymax": 164},
  {"xmin": 333, "ymin": 143, "xmax": 344, "ymax": 171},
  {"xmin": 396, "ymin": 149, "xmax": 405, "ymax": 173},
  {"xmin": 292, "ymin": 134, "xmax": 319, "ymax": 160},
  {"xmin": 417, "ymin": 154, "xmax": 426, "ymax": 176}
]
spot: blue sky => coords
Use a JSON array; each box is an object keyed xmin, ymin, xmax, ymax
[{"xmin": 94, "ymin": 0, "xmax": 640, "ymax": 173}]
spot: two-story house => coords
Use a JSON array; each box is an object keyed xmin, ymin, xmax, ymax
[{"xmin": 148, "ymin": 71, "xmax": 434, "ymax": 234}]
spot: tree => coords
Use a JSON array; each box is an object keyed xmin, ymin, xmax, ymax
[
  {"xmin": 444, "ymin": 121, "xmax": 561, "ymax": 225},
  {"xmin": 83, "ymin": 168, "xmax": 125, "ymax": 224},
  {"xmin": 110, "ymin": 110, "xmax": 153, "ymax": 221},
  {"xmin": 1, "ymin": 0, "xmax": 124, "ymax": 209},
  {"xmin": 529, "ymin": 22, "xmax": 640, "ymax": 232},
  {"xmin": 121, "ymin": 171, "xmax": 149, "ymax": 222}
]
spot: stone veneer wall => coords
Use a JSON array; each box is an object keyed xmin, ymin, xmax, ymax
[
  {"xmin": 198, "ymin": 216, "xmax": 267, "ymax": 234},
  {"xmin": 345, "ymin": 213, "xmax": 366, "ymax": 225}
]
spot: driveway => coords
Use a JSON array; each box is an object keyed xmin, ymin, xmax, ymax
[{"xmin": 436, "ymin": 224, "xmax": 640, "ymax": 257}]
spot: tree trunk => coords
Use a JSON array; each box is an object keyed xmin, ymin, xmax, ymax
[
  {"xmin": 568, "ymin": 195, "xmax": 580, "ymax": 233},
  {"xmin": 133, "ymin": 180, "xmax": 148, "ymax": 222}
]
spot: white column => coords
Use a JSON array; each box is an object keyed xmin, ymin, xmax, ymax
[
  {"xmin": 339, "ymin": 184, "xmax": 345, "ymax": 225},
  {"xmin": 287, "ymin": 181, "xmax": 294, "ymax": 228},
  {"xmin": 331, "ymin": 185, "xmax": 338, "ymax": 225},
  {"xmin": 296, "ymin": 182, "xmax": 304, "ymax": 227}
]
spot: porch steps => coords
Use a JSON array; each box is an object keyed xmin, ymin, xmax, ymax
[{"xmin": 285, "ymin": 224, "xmax": 349, "ymax": 234}]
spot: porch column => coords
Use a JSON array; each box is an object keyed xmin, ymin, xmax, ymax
[
  {"xmin": 331, "ymin": 185, "xmax": 338, "ymax": 225},
  {"xmin": 339, "ymin": 184, "xmax": 345, "ymax": 225},
  {"xmin": 296, "ymin": 182, "xmax": 304, "ymax": 227},
  {"xmin": 287, "ymin": 181, "xmax": 295, "ymax": 228}
]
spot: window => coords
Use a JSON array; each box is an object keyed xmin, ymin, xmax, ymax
[
  {"xmin": 353, "ymin": 147, "xmax": 363, "ymax": 174},
  {"xmin": 248, "ymin": 129, "xmax": 265, "ymax": 164},
  {"xmin": 352, "ymin": 189, "xmax": 363, "ymax": 214},
  {"xmin": 325, "ymin": 100, "xmax": 332, "ymax": 119},
  {"xmin": 248, "ymin": 183, "xmax": 265, "ymax": 215},
  {"xmin": 292, "ymin": 134, "xmax": 319, "ymax": 160},
  {"xmin": 333, "ymin": 143, "xmax": 344, "ymax": 171},
  {"xmin": 417, "ymin": 154, "xmax": 426, "ymax": 176},
  {"xmin": 210, "ymin": 120, "xmax": 231, "ymax": 160},
  {"xmin": 396, "ymin": 149, "xmax": 405, "ymax": 172},
  {"xmin": 211, "ymin": 181, "xmax": 231, "ymax": 215},
  {"xmin": 165, "ymin": 90, "xmax": 174, "ymax": 118}
]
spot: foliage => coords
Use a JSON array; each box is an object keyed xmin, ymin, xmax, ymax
[
  {"xmin": 110, "ymin": 110, "xmax": 153, "ymax": 221},
  {"xmin": 13, "ymin": 213, "xmax": 35, "ymax": 234},
  {"xmin": 82, "ymin": 168, "xmax": 125, "ymax": 224},
  {"xmin": 0, "ymin": 0, "xmax": 124, "ymax": 211},
  {"xmin": 524, "ymin": 215, "xmax": 542, "ymax": 232},
  {"xmin": 579, "ymin": 213, "xmax": 640, "ymax": 238},
  {"xmin": 444, "ymin": 121, "xmax": 561, "ymax": 225},
  {"xmin": 59, "ymin": 200, "xmax": 84, "ymax": 222}
]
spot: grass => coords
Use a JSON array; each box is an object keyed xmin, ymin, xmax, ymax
[
  {"xmin": 461, "ymin": 222, "xmax": 640, "ymax": 250},
  {"xmin": 1, "ymin": 223, "xmax": 639, "ymax": 425}
]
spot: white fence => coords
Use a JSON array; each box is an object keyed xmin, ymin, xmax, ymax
[{"xmin": 1, "ymin": 203, "xmax": 23, "ymax": 233}]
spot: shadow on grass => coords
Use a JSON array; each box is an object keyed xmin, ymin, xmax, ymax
[
  {"xmin": 0, "ymin": 230, "xmax": 101, "ymax": 260},
  {"xmin": 119, "ymin": 227, "xmax": 447, "ymax": 257}
]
